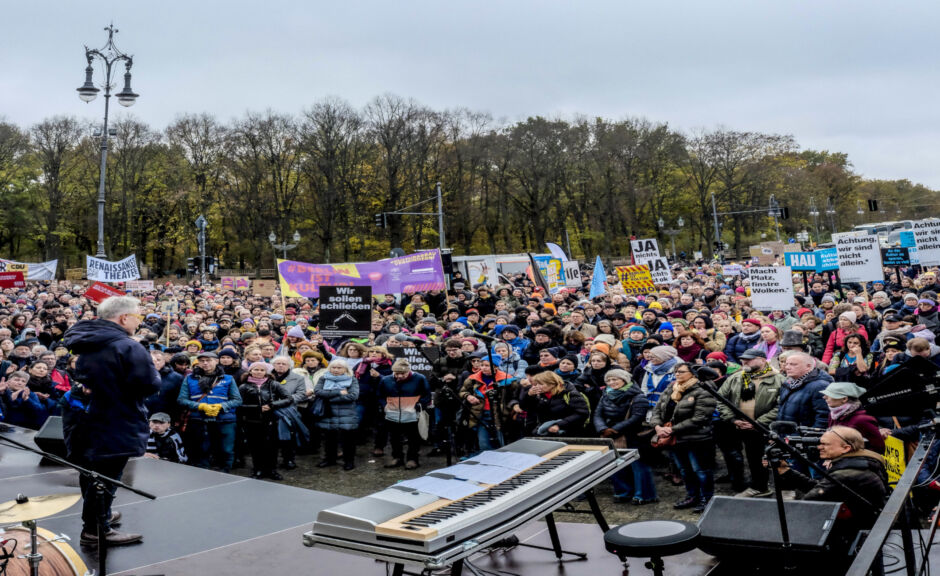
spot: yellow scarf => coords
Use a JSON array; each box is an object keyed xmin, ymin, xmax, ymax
[{"xmin": 671, "ymin": 377, "xmax": 698, "ymax": 402}]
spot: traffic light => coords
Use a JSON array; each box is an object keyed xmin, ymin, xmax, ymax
[
  {"xmin": 186, "ymin": 258, "xmax": 197, "ymax": 276},
  {"xmin": 780, "ymin": 206, "xmax": 790, "ymax": 220},
  {"xmin": 868, "ymin": 199, "xmax": 878, "ymax": 212},
  {"xmin": 374, "ymin": 213, "xmax": 387, "ymax": 228}
]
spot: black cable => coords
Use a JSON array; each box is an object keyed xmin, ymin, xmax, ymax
[{"xmin": 0, "ymin": 538, "xmax": 17, "ymax": 576}]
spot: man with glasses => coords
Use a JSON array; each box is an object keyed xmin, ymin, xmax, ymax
[{"xmin": 62, "ymin": 296, "xmax": 162, "ymax": 546}]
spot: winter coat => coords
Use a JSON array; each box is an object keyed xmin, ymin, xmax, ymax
[
  {"xmin": 781, "ymin": 449, "xmax": 888, "ymax": 530},
  {"xmin": 377, "ymin": 371, "xmax": 430, "ymax": 424},
  {"xmin": 777, "ymin": 368, "xmax": 832, "ymax": 429},
  {"xmin": 649, "ymin": 382, "xmax": 717, "ymax": 444},
  {"xmin": 533, "ymin": 382, "xmax": 591, "ymax": 436},
  {"xmin": 145, "ymin": 366, "xmax": 185, "ymax": 421},
  {"xmin": 497, "ymin": 351, "xmax": 528, "ymax": 380},
  {"xmin": 271, "ymin": 368, "xmax": 308, "ymax": 407},
  {"xmin": 61, "ymin": 319, "xmax": 162, "ymax": 460},
  {"xmin": 716, "ymin": 369, "xmax": 784, "ymax": 426},
  {"xmin": 238, "ymin": 377, "xmax": 292, "ymax": 424},
  {"xmin": 458, "ymin": 370, "xmax": 520, "ymax": 430},
  {"xmin": 314, "ymin": 373, "xmax": 360, "ymax": 431},
  {"xmin": 592, "ymin": 385, "xmax": 649, "ymax": 447},
  {"xmin": 829, "ymin": 406, "xmax": 884, "ymax": 453},
  {"xmin": 1, "ymin": 389, "xmax": 49, "ymax": 430},
  {"xmin": 178, "ymin": 368, "xmax": 242, "ymax": 422},
  {"xmin": 574, "ymin": 365, "xmax": 610, "ymax": 415},
  {"xmin": 724, "ymin": 331, "xmax": 761, "ymax": 363},
  {"xmin": 356, "ymin": 358, "xmax": 393, "ymax": 400},
  {"xmin": 822, "ymin": 326, "xmax": 869, "ymax": 364}
]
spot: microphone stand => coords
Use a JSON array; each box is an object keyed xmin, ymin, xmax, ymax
[
  {"xmin": 0, "ymin": 430, "xmax": 157, "ymax": 576},
  {"xmin": 689, "ymin": 368, "xmax": 881, "ymax": 571}
]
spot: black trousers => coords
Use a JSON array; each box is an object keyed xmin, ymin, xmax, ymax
[
  {"xmin": 725, "ymin": 427, "xmax": 770, "ymax": 491},
  {"xmin": 387, "ymin": 421, "xmax": 421, "ymax": 462},
  {"xmin": 323, "ymin": 429, "xmax": 356, "ymax": 466},
  {"xmin": 75, "ymin": 455, "xmax": 129, "ymax": 533},
  {"xmin": 244, "ymin": 420, "xmax": 279, "ymax": 475}
]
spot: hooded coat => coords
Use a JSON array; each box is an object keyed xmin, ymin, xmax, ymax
[{"xmin": 61, "ymin": 319, "xmax": 162, "ymax": 460}]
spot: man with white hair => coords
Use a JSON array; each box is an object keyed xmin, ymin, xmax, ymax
[
  {"xmin": 62, "ymin": 296, "xmax": 161, "ymax": 546},
  {"xmin": 778, "ymin": 352, "xmax": 832, "ymax": 430}
]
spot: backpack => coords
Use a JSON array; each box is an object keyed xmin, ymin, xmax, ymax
[{"xmin": 562, "ymin": 390, "xmax": 592, "ymax": 429}]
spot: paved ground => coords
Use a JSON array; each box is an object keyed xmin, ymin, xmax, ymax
[{"xmin": 230, "ymin": 442, "xmax": 743, "ymax": 526}]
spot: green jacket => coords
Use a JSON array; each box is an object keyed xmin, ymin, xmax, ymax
[
  {"xmin": 716, "ymin": 368, "xmax": 784, "ymax": 426},
  {"xmin": 649, "ymin": 382, "xmax": 717, "ymax": 444}
]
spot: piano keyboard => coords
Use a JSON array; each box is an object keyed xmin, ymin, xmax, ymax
[{"xmin": 311, "ymin": 438, "xmax": 619, "ymax": 554}]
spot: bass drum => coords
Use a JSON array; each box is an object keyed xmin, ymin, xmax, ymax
[{"xmin": 0, "ymin": 525, "xmax": 89, "ymax": 576}]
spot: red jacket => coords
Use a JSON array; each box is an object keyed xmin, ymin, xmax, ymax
[
  {"xmin": 829, "ymin": 408, "xmax": 884, "ymax": 453},
  {"xmin": 822, "ymin": 326, "xmax": 869, "ymax": 364}
]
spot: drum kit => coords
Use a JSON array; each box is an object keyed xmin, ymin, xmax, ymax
[{"xmin": 0, "ymin": 493, "xmax": 89, "ymax": 576}]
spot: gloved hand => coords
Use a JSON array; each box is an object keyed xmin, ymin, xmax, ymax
[
  {"xmin": 600, "ymin": 428, "xmax": 618, "ymax": 438},
  {"xmin": 203, "ymin": 404, "xmax": 222, "ymax": 418},
  {"xmin": 197, "ymin": 403, "xmax": 210, "ymax": 414}
]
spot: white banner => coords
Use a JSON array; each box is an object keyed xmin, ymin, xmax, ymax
[
  {"xmin": 749, "ymin": 266, "xmax": 794, "ymax": 311},
  {"xmin": 0, "ymin": 259, "xmax": 58, "ymax": 281},
  {"xmin": 546, "ymin": 242, "xmax": 569, "ymax": 262},
  {"xmin": 722, "ymin": 264, "xmax": 744, "ymax": 276},
  {"xmin": 125, "ymin": 280, "xmax": 154, "ymax": 291},
  {"xmin": 833, "ymin": 234, "xmax": 883, "ymax": 283},
  {"xmin": 912, "ymin": 219, "xmax": 940, "ymax": 266},
  {"xmin": 563, "ymin": 260, "xmax": 581, "ymax": 288},
  {"xmin": 646, "ymin": 257, "xmax": 672, "ymax": 284},
  {"xmin": 630, "ymin": 238, "xmax": 661, "ymax": 265},
  {"xmin": 86, "ymin": 254, "xmax": 141, "ymax": 282}
]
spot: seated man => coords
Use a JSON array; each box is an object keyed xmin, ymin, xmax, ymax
[
  {"xmin": 773, "ymin": 425, "xmax": 888, "ymax": 532},
  {"xmin": 145, "ymin": 412, "xmax": 187, "ymax": 463}
]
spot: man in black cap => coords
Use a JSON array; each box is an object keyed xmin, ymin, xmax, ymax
[
  {"xmin": 716, "ymin": 349, "xmax": 784, "ymax": 497},
  {"xmin": 871, "ymin": 312, "xmax": 911, "ymax": 354}
]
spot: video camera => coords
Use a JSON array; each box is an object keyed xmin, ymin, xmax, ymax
[{"xmin": 765, "ymin": 422, "xmax": 827, "ymax": 465}]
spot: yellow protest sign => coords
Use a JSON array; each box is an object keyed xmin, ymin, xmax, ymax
[
  {"xmin": 615, "ymin": 265, "xmax": 656, "ymax": 296},
  {"xmin": 884, "ymin": 435, "xmax": 906, "ymax": 484}
]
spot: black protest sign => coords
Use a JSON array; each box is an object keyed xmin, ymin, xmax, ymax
[
  {"xmin": 319, "ymin": 285, "xmax": 373, "ymax": 338},
  {"xmin": 881, "ymin": 247, "xmax": 911, "ymax": 267},
  {"xmin": 388, "ymin": 346, "xmax": 440, "ymax": 380}
]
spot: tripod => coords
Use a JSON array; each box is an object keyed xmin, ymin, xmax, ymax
[{"xmin": 0, "ymin": 430, "xmax": 156, "ymax": 576}]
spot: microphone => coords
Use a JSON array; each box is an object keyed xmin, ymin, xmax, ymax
[
  {"xmin": 465, "ymin": 331, "xmax": 498, "ymax": 342},
  {"xmin": 692, "ymin": 365, "xmax": 721, "ymax": 382}
]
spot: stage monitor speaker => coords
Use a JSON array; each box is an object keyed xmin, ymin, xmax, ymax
[
  {"xmin": 34, "ymin": 416, "xmax": 67, "ymax": 459},
  {"xmin": 698, "ymin": 496, "xmax": 847, "ymax": 569}
]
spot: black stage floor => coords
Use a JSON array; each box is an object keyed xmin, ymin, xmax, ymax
[{"xmin": 0, "ymin": 425, "xmax": 721, "ymax": 575}]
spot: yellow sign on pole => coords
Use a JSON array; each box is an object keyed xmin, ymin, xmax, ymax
[
  {"xmin": 615, "ymin": 265, "xmax": 656, "ymax": 296},
  {"xmin": 884, "ymin": 435, "xmax": 906, "ymax": 484}
]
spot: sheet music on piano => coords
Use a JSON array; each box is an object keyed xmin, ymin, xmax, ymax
[
  {"xmin": 467, "ymin": 450, "xmax": 544, "ymax": 471},
  {"xmin": 397, "ymin": 475, "xmax": 486, "ymax": 501},
  {"xmin": 431, "ymin": 463, "xmax": 519, "ymax": 485}
]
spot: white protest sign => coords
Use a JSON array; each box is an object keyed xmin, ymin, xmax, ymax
[
  {"xmin": 833, "ymin": 234, "xmax": 883, "ymax": 283},
  {"xmin": 912, "ymin": 219, "xmax": 940, "ymax": 266},
  {"xmin": 125, "ymin": 280, "xmax": 154, "ymax": 291},
  {"xmin": 630, "ymin": 238, "xmax": 661, "ymax": 265},
  {"xmin": 646, "ymin": 257, "xmax": 672, "ymax": 284},
  {"xmin": 722, "ymin": 264, "xmax": 744, "ymax": 276},
  {"xmin": 749, "ymin": 266, "xmax": 795, "ymax": 311},
  {"xmin": 563, "ymin": 260, "xmax": 582, "ymax": 288},
  {"xmin": 86, "ymin": 254, "xmax": 141, "ymax": 282}
]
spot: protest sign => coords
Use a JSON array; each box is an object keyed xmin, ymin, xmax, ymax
[
  {"xmin": 884, "ymin": 435, "xmax": 906, "ymax": 485},
  {"xmin": 86, "ymin": 254, "xmax": 140, "ymax": 282},
  {"xmin": 749, "ymin": 245, "xmax": 776, "ymax": 265},
  {"xmin": 65, "ymin": 268, "xmax": 85, "ymax": 281},
  {"xmin": 533, "ymin": 256, "xmax": 565, "ymax": 294},
  {"xmin": 254, "ymin": 280, "xmax": 278, "ymax": 297},
  {"xmin": 318, "ymin": 285, "xmax": 373, "ymax": 338},
  {"xmin": 0, "ymin": 272, "xmax": 25, "ymax": 289},
  {"xmin": 84, "ymin": 282, "xmax": 125, "ymax": 303},
  {"xmin": 0, "ymin": 259, "xmax": 58, "ymax": 281},
  {"xmin": 912, "ymin": 219, "xmax": 940, "ymax": 266},
  {"xmin": 722, "ymin": 264, "xmax": 744, "ymax": 276},
  {"xmin": 646, "ymin": 257, "xmax": 672, "ymax": 284},
  {"xmin": 615, "ymin": 265, "xmax": 656, "ymax": 296},
  {"xmin": 783, "ymin": 251, "xmax": 818, "ymax": 272},
  {"xmin": 815, "ymin": 247, "xmax": 840, "ymax": 272},
  {"xmin": 630, "ymin": 239, "xmax": 660, "ymax": 265},
  {"xmin": 465, "ymin": 257, "xmax": 500, "ymax": 287},
  {"xmin": 125, "ymin": 280, "xmax": 154, "ymax": 292},
  {"xmin": 221, "ymin": 276, "xmax": 251, "ymax": 291},
  {"xmin": 563, "ymin": 260, "xmax": 582, "ymax": 289},
  {"xmin": 278, "ymin": 249, "xmax": 446, "ymax": 299},
  {"xmin": 833, "ymin": 234, "xmax": 883, "ymax": 283},
  {"xmin": 749, "ymin": 266, "xmax": 794, "ymax": 311},
  {"xmin": 881, "ymin": 247, "xmax": 911, "ymax": 268},
  {"xmin": 388, "ymin": 346, "xmax": 440, "ymax": 380}
]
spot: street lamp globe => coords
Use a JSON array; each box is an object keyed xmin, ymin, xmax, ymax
[
  {"xmin": 115, "ymin": 70, "xmax": 138, "ymax": 107},
  {"xmin": 677, "ymin": 217, "xmax": 685, "ymax": 228},
  {"xmin": 292, "ymin": 231, "xmax": 301, "ymax": 243},
  {"xmin": 76, "ymin": 65, "xmax": 100, "ymax": 102},
  {"xmin": 268, "ymin": 232, "xmax": 276, "ymax": 243},
  {"xmin": 657, "ymin": 218, "xmax": 664, "ymax": 229}
]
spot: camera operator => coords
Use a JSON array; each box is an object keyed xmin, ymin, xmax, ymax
[
  {"xmin": 430, "ymin": 339, "xmax": 468, "ymax": 455},
  {"xmin": 771, "ymin": 425, "xmax": 888, "ymax": 531}
]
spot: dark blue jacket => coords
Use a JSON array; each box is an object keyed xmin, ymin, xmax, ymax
[
  {"xmin": 377, "ymin": 372, "xmax": 430, "ymax": 424},
  {"xmin": 0, "ymin": 389, "xmax": 49, "ymax": 430},
  {"xmin": 724, "ymin": 331, "xmax": 761, "ymax": 363},
  {"xmin": 62, "ymin": 319, "xmax": 161, "ymax": 460},
  {"xmin": 593, "ymin": 385, "xmax": 649, "ymax": 446},
  {"xmin": 145, "ymin": 366, "xmax": 184, "ymax": 420},
  {"xmin": 777, "ymin": 369, "xmax": 832, "ymax": 429}
]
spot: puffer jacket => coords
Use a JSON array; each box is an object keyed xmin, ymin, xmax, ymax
[
  {"xmin": 649, "ymin": 382, "xmax": 717, "ymax": 444},
  {"xmin": 533, "ymin": 382, "xmax": 590, "ymax": 436},
  {"xmin": 238, "ymin": 377, "xmax": 292, "ymax": 424},
  {"xmin": 458, "ymin": 370, "xmax": 520, "ymax": 430},
  {"xmin": 592, "ymin": 385, "xmax": 649, "ymax": 447},
  {"xmin": 777, "ymin": 368, "xmax": 832, "ymax": 429},
  {"xmin": 314, "ymin": 373, "xmax": 360, "ymax": 431},
  {"xmin": 724, "ymin": 331, "xmax": 761, "ymax": 363}
]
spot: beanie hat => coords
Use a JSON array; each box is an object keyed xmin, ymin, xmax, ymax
[
  {"xmin": 561, "ymin": 354, "xmax": 580, "ymax": 367},
  {"xmin": 247, "ymin": 361, "xmax": 271, "ymax": 374},
  {"xmin": 649, "ymin": 345, "xmax": 678, "ymax": 363},
  {"xmin": 604, "ymin": 369, "xmax": 632, "ymax": 386},
  {"xmin": 666, "ymin": 310, "xmax": 684, "ymax": 319},
  {"xmin": 185, "ymin": 339, "xmax": 202, "ymax": 350},
  {"xmin": 742, "ymin": 318, "xmax": 762, "ymax": 328},
  {"xmin": 839, "ymin": 311, "xmax": 857, "ymax": 324},
  {"xmin": 705, "ymin": 351, "xmax": 728, "ymax": 363},
  {"xmin": 287, "ymin": 325, "xmax": 306, "ymax": 339},
  {"xmin": 796, "ymin": 308, "xmax": 812, "ymax": 318},
  {"xmin": 658, "ymin": 322, "xmax": 675, "ymax": 333},
  {"xmin": 628, "ymin": 325, "xmax": 648, "ymax": 335},
  {"xmin": 218, "ymin": 349, "xmax": 239, "ymax": 360}
]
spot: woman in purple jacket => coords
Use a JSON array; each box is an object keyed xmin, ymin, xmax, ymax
[{"xmin": 821, "ymin": 381, "xmax": 884, "ymax": 453}]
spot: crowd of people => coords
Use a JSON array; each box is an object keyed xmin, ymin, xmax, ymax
[{"xmin": 1, "ymin": 258, "xmax": 938, "ymax": 529}]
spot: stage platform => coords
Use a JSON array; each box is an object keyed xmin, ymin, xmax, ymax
[{"xmin": 0, "ymin": 425, "xmax": 718, "ymax": 575}]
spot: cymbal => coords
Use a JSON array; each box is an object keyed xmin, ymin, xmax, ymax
[{"xmin": 0, "ymin": 493, "xmax": 81, "ymax": 524}]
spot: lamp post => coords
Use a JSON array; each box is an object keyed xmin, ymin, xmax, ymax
[
  {"xmin": 658, "ymin": 217, "xmax": 685, "ymax": 260},
  {"xmin": 825, "ymin": 197, "xmax": 837, "ymax": 236},
  {"xmin": 269, "ymin": 231, "xmax": 301, "ymax": 260},
  {"xmin": 768, "ymin": 194, "xmax": 782, "ymax": 242},
  {"xmin": 76, "ymin": 25, "xmax": 138, "ymax": 258},
  {"xmin": 808, "ymin": 197, "xmax": 820, "ymax": 246}
]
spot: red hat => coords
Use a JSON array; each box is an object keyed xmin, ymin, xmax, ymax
[
  {"xmin": 466, "ymin": 308, "xmax": 479, "ymax": 315},
  {"xmin": 796, "ymin": 307, "xmax": 812, "ymax": 317},
  {"xmin": 742, "ymin": 318, "xmax": 762, "ymax": 327},
  {"xmin": 706, "ymin": 351, "xmax": 728, "ymax": 362}
]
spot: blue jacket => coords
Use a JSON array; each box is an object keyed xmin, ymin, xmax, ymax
[
  {"xmin": 593, "ymin": 385, "xmax": 649, "ymax": 446},
  {"xmin": 145, "ymin": 366, "xmax": 184, "ymax": 419},
  {"xmin": 777, "ymin": 369, "xmax": 832, "ymax": 429},
  {"xmin": 724, "ymin": 331, "xmax": 761, "ymax": 363},
  {"xmin": 377, "ymin": 372, "xmax": 430, "ymax": 424},
  {"xmin": 1, "ymin": 389, "xmax": 49, "ymax": 430},
  {"xmin": 62, "ymin": 319, "xmax": 162, "ymax": 460},
  {"xmin": 178, "ymin": 368, "xmax": 242, "ymax": 422},
  {"xmin": 314, "ymin": 373, "xmax": 360, "ymax": 431}
]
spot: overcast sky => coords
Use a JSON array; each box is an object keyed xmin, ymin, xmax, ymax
[{"xmin": 4, "ymin": 1, "xmax": 940, "ymax": 187}]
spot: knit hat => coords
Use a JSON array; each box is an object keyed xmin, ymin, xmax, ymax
[
  {"xmin": 627, "ymin": 325, "xmax": 648, "ymax": 335},
  {"xmin": 247, "ymin": 361, "xmax": 271, "ymax": 374},
  {"xmin": 594, "ymin": 334, "xmax": 617, "ymax": 349},
  {"xmin": 796, "ymin": 308, "xmax": 813, "ymax": 318},
  {"xmin": 604, "ymin": 369, "xmax": 632, "ymax": 386},
  {"xmin": 185, "ymin": 339, "xmax": 202, "ymax": 350},
  {"xmin": 560, "ymin": 353, "xmax": 580, "ymax": 367},
  {"xmin": 666, "ymin": 310, "xmax": 684, "ymax": 319},
  {"xmin": 218, "ymin": 349, "xmax": 239, "ymax": 360},
  {"xmin": 742, "ymin": 318, "xmax": 762, "ymax": 328},
  {"xmin": 839, "ymin": 311, "xmax": 857, "ymax": 324},
  {"xmin": 658, "ymin": 322, "xmax": 675, "ymax": 333},
  {"xmin": 705, "ymin": 351, "xmax": 728, "ymax": 363},
  {"xmin": 287, "ymin": 325, "xmax": 306, "ymax": 339},
  {"xmin": 821, "ymin": 294, "xmax": 837, "ymax": 304},
  {"xmin": 649, "ymin": 345, "xmax": 678, "ymax": 363}
]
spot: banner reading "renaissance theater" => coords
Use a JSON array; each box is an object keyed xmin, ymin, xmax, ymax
[
  {"xmin": 86, "ymin": 254, "xmax": 141, "ymax": 282},
  {"xmin": 278, "ymin": 249, "xmax": 446, "ymax": 298}
]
